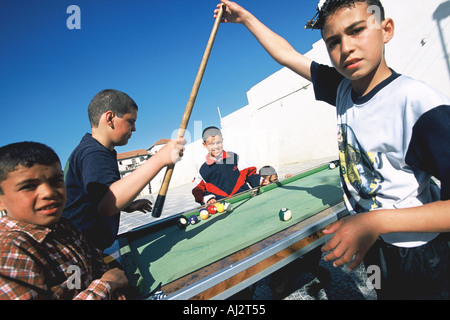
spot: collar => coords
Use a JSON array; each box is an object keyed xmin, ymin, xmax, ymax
[
  {"xmin": 351, "ymin": 69, "xmax": 401, "ymax": 104},
  {"xmin": 0, "ymin": 216, "xmax": 56, "ymax": 244},
  {"xmin": 206, "ymin": 150, "xmax": 231, "ymax": 165},
  {"xmin": 82, "ymin": 133, "xmax": 117, "ymax": 157}
]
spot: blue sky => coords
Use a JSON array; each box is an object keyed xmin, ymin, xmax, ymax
[{"xmin": 0, "ymin": 0, "xmax": 322, "ymax": 166}]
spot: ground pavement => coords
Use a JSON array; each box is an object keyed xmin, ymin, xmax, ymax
[{"xmin": 117, "ymin": 157, "xmax": 377, "ymax": 300}]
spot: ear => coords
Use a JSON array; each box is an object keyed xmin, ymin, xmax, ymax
[
  {"xmin": 382, "ymin": 18, "xmax": 394, "ymax": 44},
  {"xmin": 0, "ymin": 195, "xmax": 6, "ymax": 213},
  {"xmin": 104, "ymin": 111, "xmax": 115, "ymax": 128}
]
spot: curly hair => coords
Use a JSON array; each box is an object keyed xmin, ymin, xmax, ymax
[{"xmin": 308, "ymin": 0, "xmax": 385, "ymax": 30}]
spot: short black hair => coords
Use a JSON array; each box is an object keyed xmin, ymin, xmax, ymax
[
  {"xmin": 202, "ymin": 126, "xmax": 222, "ymax": 142},
  {"xmin": 317, "ymin": 0, "xmax": 385, "ymax": 30},
  {"xmin": 88, "ymin": 89, "xmax": 138, "ymax": 127},
  {"xmin": 0, "ymin": 142, "xmax": 61, "ymax": 193},
  {"xmin": 259, "ymin": 165, "xmax": 277, "ymax": 176}
]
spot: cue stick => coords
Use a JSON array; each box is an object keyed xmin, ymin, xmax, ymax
[{"xmin": 152, "ymin": 4, "xmax": 225, "ymax": 218}]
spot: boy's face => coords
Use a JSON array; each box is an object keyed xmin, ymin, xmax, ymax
[
  {"xmin": 203, "ymin": 135, "xmax": 223, "ymax": 159},
  {"xmin": 0, "ymin": 163, "xmax": 66, "ymax": 227},
  {"xmin": 262, "ymin": 174, "xmax": 278, "ymax": 184},
  {"xmin": 322, "ymin": 2, "xmax": 393, "ymax": 83},
  {"xmin": 109, "ymin": 110, "xmax": 137, "ymax": 147}
]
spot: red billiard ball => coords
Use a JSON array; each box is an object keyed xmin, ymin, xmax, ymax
[{"xmin": 207, "ymin": 205, "xmax": 218, "ymax": 214}]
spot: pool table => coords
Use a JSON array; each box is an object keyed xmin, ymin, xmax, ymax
[{"xmin": 115, "ymin": 162, "xmax": 348, "ymax": 300}]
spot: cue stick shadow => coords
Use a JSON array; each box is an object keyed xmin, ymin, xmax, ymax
[{"xmin": 277, "ymin": 181, "xmax": 343, "ymax": 207}]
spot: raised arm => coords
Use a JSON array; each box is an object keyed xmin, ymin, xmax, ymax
[{"xmin": 216, "ymin": 0, "xmax": 313, "ymax": 81}]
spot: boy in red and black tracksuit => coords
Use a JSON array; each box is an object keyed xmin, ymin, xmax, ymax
[{"xmin": 192, "ymin": 126, "xmax": 264, "ymax": 205}]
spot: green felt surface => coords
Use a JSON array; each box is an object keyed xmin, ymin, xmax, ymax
[{"xmin": 119, "ymin": 165, "xmax": 342, "ymax": 295}]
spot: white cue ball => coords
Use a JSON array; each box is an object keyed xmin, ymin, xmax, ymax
[{"xmin": 223, "ymin": 202, "xmax": 233, "ymax": 212}]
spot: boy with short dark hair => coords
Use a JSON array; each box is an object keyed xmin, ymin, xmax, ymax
[
  {"xmin": 192, "ymin": 126, "xmax": 264, "ymax": 205},
  {"xmin": 259, "ymin": 165, "xmax": 279, "ymax": 184},
  {"xmin": 63, "ymin": 89, "xmax": 184, "ymax": 250},
  {"xmin": 215, "ymin": 0, "xmax": 450, "ymax": 299},
  {"xmin": 0, "ymin": 142, "xmax": 128, "ymax": 300}
]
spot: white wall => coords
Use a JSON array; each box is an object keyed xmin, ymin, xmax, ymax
[
  {"xmin": 149, "ymin": 140, "xmax": 207, "ymax": 194},
  {"xmin": 384, "ymin": 0, "xmax": 450, "ymax": 93},
  {"xmin": 149, "ymin": 0, "xmax": 450, "ymax": 193}
]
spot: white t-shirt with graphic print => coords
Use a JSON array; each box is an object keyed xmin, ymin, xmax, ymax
[{"xmin": 311, "ymin": 62, "xmax": 450, "ymax": 247}]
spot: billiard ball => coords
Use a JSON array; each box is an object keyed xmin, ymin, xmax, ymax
[
  {"xmin": 278, "ymin": 208, "xmax": 292, "ymax": 221},
  {"xmin": 207, "ymin": 205, "xmax": 218, "ymax": 214},
  {"xmin": 223, "ymin": 202, "xmax": 233, "ymax": 213},
  {"xmin": 199, "ymin": 208, "xmax": 209, "ymax": 220},
  {"xmin": 329, "ymin": 160, "xmax": 339, "ymax": 169},
  {"xmin": 188, "ymin": 215, "xmax": 199, "ymax": 225},
  {"xmin": 214, "ymin": 202, "xmax": 225, "ymax": 213},
  {"xmin": 177, "ymin": 217, "xmax": 188, "ymax": 229}
]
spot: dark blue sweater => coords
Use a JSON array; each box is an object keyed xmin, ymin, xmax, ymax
[{"xmin": 192, "ymin": 151, "xmax": 261, "ymax": 205}]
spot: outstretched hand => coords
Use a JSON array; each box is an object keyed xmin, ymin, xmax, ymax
[
  {"xmin": 321, "ymin": 213, "xmax": 380, "ymax": 270},
  {"xmin": 100, "ymin": 268, "xmax": 129, "ymax": 298},
  {"xmin": 124, "ymin": 198, "xmax": 152, "ymax": 213}
]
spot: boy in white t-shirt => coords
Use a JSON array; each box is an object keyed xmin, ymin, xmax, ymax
[{"xmin": 215, "ymin": 0, "xmax": 450, "ymax": 299}]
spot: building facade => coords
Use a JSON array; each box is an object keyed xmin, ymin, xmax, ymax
[{"xmin": 117, "ymin": 149, "xmax": 151, "ymax": 196}]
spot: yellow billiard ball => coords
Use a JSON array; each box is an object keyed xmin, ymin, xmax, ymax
[
  {"xmin": 199, "ymin": 208, "xmax": 209, "ymax": 220},
  {"xmin": 214, "ymin": 202, "xmax": 225, "ymax": 213}
]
